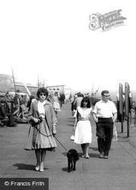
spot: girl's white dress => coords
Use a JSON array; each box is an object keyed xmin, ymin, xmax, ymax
[{"xmin": 74, "ymin": 106, "xmax": 92, "ymax": 144}]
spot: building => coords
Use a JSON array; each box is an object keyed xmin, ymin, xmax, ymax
[
  {"xmin": 0, "ymin": 74, "xmax": 72, "ymax": 99},
  {"xmin": 46, "ymin": 85, "xmax": 65, "ymax": 93},
  {"xmin": 47, "ymin": 85, "xmax": 71, "ymax": 100},
  {"xmin": 0, "ymin": 74, "xmax": 14, "ymax": 93},
  {"xmin": 0, "ymin": 74, "xmax": 38, "ymax": 96}
]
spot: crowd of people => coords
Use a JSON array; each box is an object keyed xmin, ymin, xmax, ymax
[{"xmin": 0, "ymin": 90, "xmax": 65, "ymax": 127}]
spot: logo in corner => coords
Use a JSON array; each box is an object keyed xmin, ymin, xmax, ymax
[{"xmin": 89, "ymin": 9, "xmax": 126, "ymax": 31}]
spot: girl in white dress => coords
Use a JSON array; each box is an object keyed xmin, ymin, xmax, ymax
[{"xmin": 74, "ymin": 97, "xmax": 92, "ymax": 159}]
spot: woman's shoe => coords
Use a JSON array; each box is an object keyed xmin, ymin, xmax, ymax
[
  {"xmin": 35, "ymin": 166, "xmax": 40, "ymax": 171},
  {"xmin": 39, "ymin": 163, "xmax": 44, "ymax": 172},
  {"xmin": 39, "ymin": 167, "xmax": 44, "ymax": 172}
]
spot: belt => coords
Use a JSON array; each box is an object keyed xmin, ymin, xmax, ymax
[
  {"xmin": 98, "ymin": 117, "xmax": 112, "ymax": 119},
  {"xmin": 98, "ymin": 117, "xmax": 113, "ymax": 123},
  {"xmin": 79, "ymin": 118, "xmax": 89, "ymax": 121}
]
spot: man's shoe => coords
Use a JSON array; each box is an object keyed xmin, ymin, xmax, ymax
[
  {"xmin": 99, "ymin": 153, "xmax": 104, "ymax": 158},
  {"xmin": 104, "ymin": 155, "xmax": 108, "ymax": 159}
]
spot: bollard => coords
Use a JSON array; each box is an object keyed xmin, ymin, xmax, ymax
[
  {"xmin": 125, "ymin": 82, "xmax": 130, "ymax": 137},
  {"xmin": 119, "ymin": 83, "xmax": 124, "ymax": 133}
]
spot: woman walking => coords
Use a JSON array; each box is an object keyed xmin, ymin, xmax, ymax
[
  {"xmin": 52, "ymin": 92, "xmax": 61, "ymax": 117},
  {"xmin": 74, "ymin": 97, "xmax": 92, "ymax": 159},
  {"xmin": 25, "ymin": 87, "xmax": 57, "ymax": 172}
]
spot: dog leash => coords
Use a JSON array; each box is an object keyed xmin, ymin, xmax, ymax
[
  {"xmin": 54, "ymin": 136, "xmax": 67, "ymax": 151},
  {"xmin": 28, "ymin": 122, "xmax": 68, "ymax": 151}
]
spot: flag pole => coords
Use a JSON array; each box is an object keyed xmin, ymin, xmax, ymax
[
  {"xmin": 37, "ymin": 74, "xmax": 40, "ymax": 88},
  {"xmin": 11, "ymin": 67, "xmax": 16, "ymax": 92}
]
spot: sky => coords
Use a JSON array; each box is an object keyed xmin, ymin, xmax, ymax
[{"xmin": 0, "ymin": 0, "xmax": 136, "ymax": 93}]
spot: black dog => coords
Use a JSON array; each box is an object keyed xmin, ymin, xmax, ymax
[{"xmin": 67, "ymin": 149, "xmax": 79, "ymax": 172}]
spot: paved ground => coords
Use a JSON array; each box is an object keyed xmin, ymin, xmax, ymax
[{"xmin": 1, "ymin": 103, "xmax": 136, "ymax": 190}]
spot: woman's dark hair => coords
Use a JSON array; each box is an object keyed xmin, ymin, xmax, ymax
[
  {"xmin": 37, "ymin": 87, "xmax": 48, "ymax": 98},
  {"xmin": 81, "ymin": 97, "xmax": 91, "ymax": 108}
]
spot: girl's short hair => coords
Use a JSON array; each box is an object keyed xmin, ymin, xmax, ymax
[
  {"xmin": 81, "ymin": 97, "xmax": 91, "ymax": 108},
  {"xmin": 37, "ymin": 87, "xmax": 48, "ymax": 98}
]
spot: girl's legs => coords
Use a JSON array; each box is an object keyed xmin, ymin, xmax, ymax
[
  {"xmin": 81, "ymin": 144, "xmax": 85, "ymax": 156},
  {"xmin": 84, "ymin": 143, "xmax": 89, "ymax": 158},
  {"xmin": 81, "ymin": 143, "xmax": 89, "ymax": 158}
]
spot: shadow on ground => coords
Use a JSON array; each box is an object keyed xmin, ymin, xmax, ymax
[
  {"xmin": 13, "ymin": 163, "xmax": 35, "ymax": 171},
  {"xmin": 13, "ymin": 163, "xmax": 49, "ymax": 171}
]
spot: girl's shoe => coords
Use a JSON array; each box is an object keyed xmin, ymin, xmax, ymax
[
  {"xmin": 81, "ymin": 154, "xmax": 85, "ymax": 158},
  {"xmin": 85, "ymin": 155, "xmax": 90, "ymax": 159}
]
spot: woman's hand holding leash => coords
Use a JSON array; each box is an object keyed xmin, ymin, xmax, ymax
[
  {"xmin": 33, "ymin": 118, "xmax": 39, "ymax": 123},
  {"xmin": 52, "ymin": 124, "xmax": 56, "ymax": 136}
]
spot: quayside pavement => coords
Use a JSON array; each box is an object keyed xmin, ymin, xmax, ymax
[{"xmin": 1, "ymin": 103, "xmax": 136, "ymax": 190}]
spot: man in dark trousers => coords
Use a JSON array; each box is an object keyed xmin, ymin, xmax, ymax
[{"xmin": 92, "ymin": 90, "xmax": 117, "ymax": 159}]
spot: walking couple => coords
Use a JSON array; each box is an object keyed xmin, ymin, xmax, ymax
[{"xmin": 74, "ymin": 90, "xmax": 117, "ymax": 159}]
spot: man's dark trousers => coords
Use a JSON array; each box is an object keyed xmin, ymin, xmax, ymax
[{"xmin": 96, "ymin": 118, "xmax": 113, "ymax": 156}]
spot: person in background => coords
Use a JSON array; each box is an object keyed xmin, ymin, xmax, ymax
[
  {"xmin": 13, "ymin": 93, "xmax": 20, "ymax": 117},
  {"xmin": 58, "ymin": 92, "xmax": 65, "ymax": 108},
  {"xmin": 25, "ymin": 87, "xmax": 57, "ymax": 172},
  {"xmin": 130, "ymin": 101, "xmax": 136, "ymax": 127},
  {"xmin": 113, "ymin": 124, "xmax": 118, "ymax": 141},
  {"xmin": 92, "ymin": 90, "xmax": 117, "ymax": 159},
  {"xmin": 75, "ymin": 92, "xmax": 84, "ymax": 108},
  {"xmin": 52, "ymin": 91, "xmax": 61, "ymax": 116},
  {"xmin": 71, "ymin": 94, "xmax": 77, "ymax": 117},
  {"xmin": 27, "ymin": 95, "xmax": 35, "ymax": 112}
]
